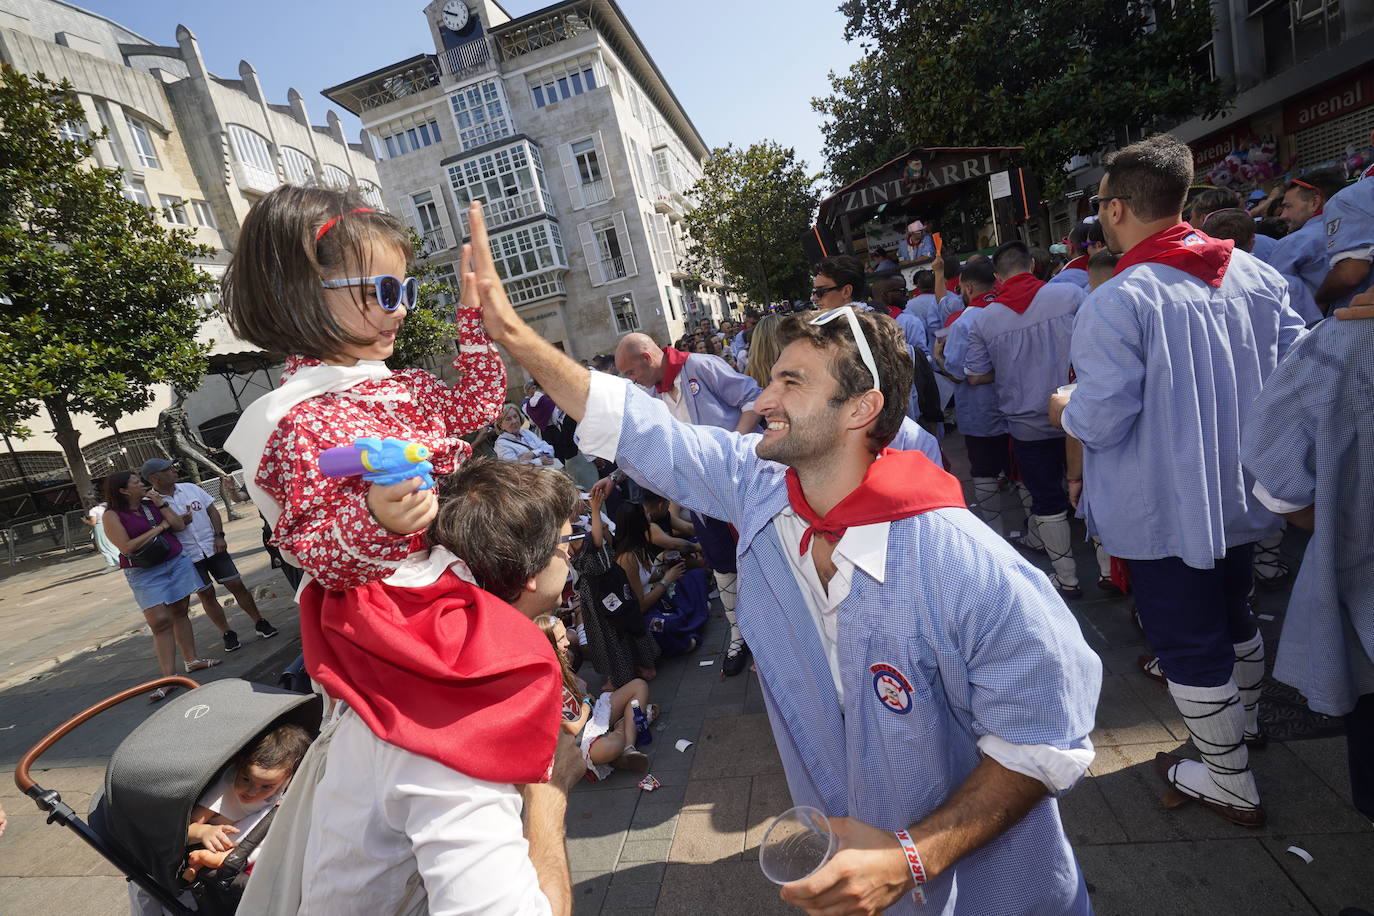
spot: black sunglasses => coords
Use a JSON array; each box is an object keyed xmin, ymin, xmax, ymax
[
  {"xmin": 1088, "ymin": 195, "xmax": 1131, "ymax": 210},
  {"xmin": 810, "ymin": 285, "xmax": 840, "ymax": 299}
]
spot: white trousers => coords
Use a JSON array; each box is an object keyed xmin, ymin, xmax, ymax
[{"xmin": 299, "ymin": 711, "xmax": 551, "ymax": 916}]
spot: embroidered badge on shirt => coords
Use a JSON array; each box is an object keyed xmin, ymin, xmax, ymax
[
  {"xmin": 687, "ymin": 378, "xmax": 701, "ymax": 395},
  {"xmin": 1326, "ymin": 218, "xmax": 1341, "ymax": 236},
  {"xmin": 602, "ymin": 592, "xmax": 622, "ymax": 613},
  {"xmin": 870, "ymin": 662, "xmax": 914, "ymax": 715}
]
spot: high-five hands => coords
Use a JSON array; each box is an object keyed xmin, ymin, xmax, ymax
[{"xmin": 465, "ymin": 201, "xmax": 521, "ymax": 342}]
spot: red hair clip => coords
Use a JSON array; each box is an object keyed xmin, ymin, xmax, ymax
[{"xmin": 316, "ymin": 208, "xmax": 377, "ymax": 242}]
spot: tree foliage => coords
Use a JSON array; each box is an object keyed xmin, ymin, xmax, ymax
[
  {"xmin": 386, "ymin": 229, "xmax": 461, "ymax": 371},
  {"xmin": 681, "ymin": 141, "xmax": 821, "ymax": 305},
  {"xmin": 0, "ymin": 64, "xmax": 216, "ymax": 504},
  {"xmin": 812, "ymin": 0, "xmax": 1231, "ymax": 192}
]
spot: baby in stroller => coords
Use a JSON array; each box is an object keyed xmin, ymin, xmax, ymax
[{"xmin": 182, "ymin": 722, "xmax": 311, "ymax": 881}]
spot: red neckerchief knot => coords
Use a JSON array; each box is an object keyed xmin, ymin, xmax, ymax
[
  {"xmin": 783, "ymin": 450, "xmax": 967, "ymax": 556},
  {"xmin": 993, "ymin": 272, "xmax": 1046, "ymax": 315},
  {"xmin": 656, "ymin": 346, "xmax": 690, "ymax": 394},
  {"xmin": 1114, "ymin": 222, "xmax": 1234, "ymax": 287}
]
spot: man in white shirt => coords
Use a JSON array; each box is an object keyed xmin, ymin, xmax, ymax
[{"xmin": 141, "ymin": 458, "xmax": 277, "ymax": 652}]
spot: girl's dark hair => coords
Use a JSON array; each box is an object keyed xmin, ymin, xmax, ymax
[
  {"xmin": 221, "ymin": 185, "xmax": 414, "ymax": 360},
  {"xmin": 535, "ymin": 614, "xmax": 584, "ymax": 705},
  {"xmin": 612, "ymin": 501, "xmax": 653, "ymax": 561},
  {"xmin": 103, "ymin": 470, "xmax": 140, "ymax": 508},
  {"xmin": 235, "ymin": 722, "xmax": 311, "ymax": 773}
]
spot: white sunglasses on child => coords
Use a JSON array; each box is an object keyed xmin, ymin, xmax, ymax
[
  {"xmin": 809, "ymin": 305, "xmax": 881, "ymax": 393},
  {"xmin": 320, "ymin": 275, "xmax": 418, "ymax": 311}
]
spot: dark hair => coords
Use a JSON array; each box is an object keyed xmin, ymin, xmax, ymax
[
  {"xmin": 1201, "ymin": 209, "xmax": 1256, "ymax": 250},
  {"xmin": 236, "ymin": 722, "xmax": 311, "ymax": 773},
  {"xmin": 814, "ymin": 255, "xmax": 867, "ymax": 300},
  {"xmin": 640, "ymin": 490, "xmax": 669, "ymax": 508},
  {"xmin": 428, "ymin": 457, "xmax": 579, "ymax": 603},
  {"xmin": 1104, "ymin": 134, "xmax": 1194, "ymax": 223},
  {"xmin": 1029, "ymin": 246, "xmax": 1052, "ymax": 280},
  {"xmin": 992, "ymin": 240, "xmax": 1033, "ymax": 276},
  {"xmin": 103, "ymin": 470, "xmax": 140, "ymax": 508},
  {"xmin": 1187, "ymin": 188, "xmax": 1242, "ymax": 224},
  {"xmin": 960, "ymin": 258, "xmax": 997, "ymax": 290},
  {"xmin": 775, "ymin": 309, "xmax": 913, "ymax": 454},
  {"xmin": 1256, "ymin": 216, "xmax": 1289, "ymax": 241},
  {"xmin": 612, "ymin": 501, "xmax": 653, "ymax": 561},
  {"xmin": 1288, "ymin": 168, "xmax": 1348, "ymax": 207},
  {"xmin": 221, "ymin": 185, "xmax": 415, "ymax": 360},
  {"xmin": 913, "ymin": 270, "xmax": 935, "ymax": 293},
  {"xmin": 534, "ymin": 614, "xmax": 584, "ymax": 706},
  {"xmin": 942, "ymin": 254, "xmax": 961, "ymax": 277},
  {"xmin": 1068, "ymin": 219, "xmax": 1105, "ymax": 249},
  {"xmin": 1087, "ymin": 249, "xmax": 1121, "ymax": 273}
]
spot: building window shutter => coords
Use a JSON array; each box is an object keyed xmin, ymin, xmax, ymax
[
  {"xmin": 559, "ymin": 143, "xmax": 584, "ymax": 210},
  {"xmin": 578, "ymin": 220, "xmax": 605, "ymax": 286},
  {"xmin": 428, "ymin": 184, "xmax": 455, "ymax": 251},
  {"xmin": 612, "ymin": 210, "xmax": 637, "ymax": 278},
  {"xmin": 593, "ymin": 131, "xmax": 614, "ymax": 200}
]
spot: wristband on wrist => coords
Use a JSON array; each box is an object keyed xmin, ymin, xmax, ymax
[{"xmin": 894, "ymin": 829, "xmax": 927, "ymax": 903}]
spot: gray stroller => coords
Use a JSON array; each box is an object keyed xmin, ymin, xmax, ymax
[{"xmin": 16, "ymin": 677, "xmax": 321, "ymax": 915}]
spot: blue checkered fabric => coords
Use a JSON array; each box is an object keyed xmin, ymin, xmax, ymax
[
  {"xmin": 1243, "ymin": 316, "xmax": 1374, "ymax": 716},
  {"xmin": 943, "ymin": 308, "xmax": 1008, "ymax": 438},
  {"xmin": 603, "ymin": 382, "xmax": 1100, "ymax": 915},
  {"xmin": 1267, "ymin": 215, "xmax": 1330, "ymax": 324},
  {"xmin": 1322, "ymin": 177, "xmax": 1374, "ymax": 311},
  {"xmin": 1063, "ymin": 252, "xmax": 1305, "ymax": 569}
]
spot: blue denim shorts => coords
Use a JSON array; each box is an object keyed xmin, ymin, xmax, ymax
[{"xmin": 123, "ymin": 552, "xmax": 203, "ymax": 611}]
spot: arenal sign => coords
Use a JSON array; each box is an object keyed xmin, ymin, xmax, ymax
[
  {"xmin": 1284, "ymin": 66, "xmax": 1374, "ymax": 134},
  {"xmin": 834, "ymin": 151, "xmax": 1005, "ymax": 217}
]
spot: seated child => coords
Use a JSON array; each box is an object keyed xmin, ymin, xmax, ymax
[
  {"xmin": 536, "ymin": 614, "xmax": 657, "ymax": 781},
  {"xmin": 183, "ymin": 722, "xmax": 311, "ymax": 881}
]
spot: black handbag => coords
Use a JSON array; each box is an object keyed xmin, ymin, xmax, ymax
[{"xmin": 129, "ymin": 503, "xmax": 172, "ymax": 568}]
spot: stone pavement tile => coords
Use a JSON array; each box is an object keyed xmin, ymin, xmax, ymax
[
  {"xmin": 567, "ymin": 786, "xmax": 639, "ymax": 874},
  {"xmin": 0, "ymin": 808, "xmax": 114, "ymax": 877},
  {"xmin": 671, "ymin": 776, "xmax": 750, "ymax": 864},
  {"xmin": 690, "ymin": 713, "xmax": 782, "ymax": 780},
  {"xmin": 572, "ymin": 871, "xmax": 612, "ymax": 916},
  {"xmin": 619, "ymin": 838, "xmax": 673, "ymax": 864},
  {"xmin": 1091, "ymin": 674, "xmax": 1178, "ymax": 747},
  {"xmin": 0, "ymin": 876, "xmax": 133, "ymax": 916},
  {"xmin": 611, "ymin": 861, "xmax": 667, "ymax": 885},
  {"xmin": 1078, "ymin": 838, "xmax": 1317, "ymax": 915},
  {"xmin": 1284, "ymin": 736, "xmax": 1354, "ymax": 806},
  {"xmin": 601, "ymin": 879, "xmax": 661, "ymax": 912},
  {"xmin": 680, "ymin": 774, "xmax": 751, "ymax": 816},
  {"xmin": 743, "ymin": 672, "xmax": 767, "ymax": 715},
  {"xmin": 742, "ymin": 772, "xmax": 795, "ymax": 853},
  {"xmin": 1059, "ymin": 774, "xmax": 1130, "ymax": 846},
  {"xmin": 1089, "ymin": 740, "xmax": 1374, "ymax": 842},
  {"xmin": 1259, "ymin": 834, "xmax": 1374, "ymax": 914},
  {"xmin": 655, "ymin": 861, "xmax": 793, "ymax": 915},
  {"xmin": 1119, "ymin": 669, "xmax": 1190, "ymax": 742}
]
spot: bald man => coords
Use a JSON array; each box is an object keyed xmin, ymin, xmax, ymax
[{"xmin": 613, "ymin": 332, "xmax": 762, "ymax": 676}]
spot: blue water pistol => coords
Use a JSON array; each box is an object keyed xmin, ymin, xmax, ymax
[{"xmin": 318, "ymin": 437, "xmax": 435, "ymax": 489}]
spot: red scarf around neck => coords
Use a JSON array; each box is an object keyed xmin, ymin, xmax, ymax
[
  {"xmin": 943, "ymin": 290, "xmax": 997, "ymax": 328},
  {"xmin": 945, "ymin": 278, "xmax": 960, "ymax": 293},
  {"xmin": 784, "ymin": 450, "xmax": 966, "ymax": 555},
  {"xmin": 656, "ymin": 346, "xmax": 690, "ymax": 393},
  {"xmin": 1114, "ymin": 222, "xmax": 1233, "ymax": 287},
  {"xmin": 1064, "ymin": 255, "xmax": 1090, "ymax": 272},
  {"xmin": 994, "ymin": 272, "xmax": 1046, "ymax": 315}
]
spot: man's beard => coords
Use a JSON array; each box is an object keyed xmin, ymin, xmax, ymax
[{"xmin": 755, "ymin": 405, "xmax": 841, "ymax": 467}]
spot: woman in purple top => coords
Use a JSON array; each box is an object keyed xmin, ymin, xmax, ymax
[{"xmin": 101, "ymin": 470, "xmax": 220, "ymax": 701}]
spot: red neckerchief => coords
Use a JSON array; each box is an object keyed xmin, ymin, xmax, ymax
[
  {"xmin": 1114, "ymin": 223, "xmax": 1233, "ymax": 287},
  {"xmin": 656, "ymin": 347, "xmax": 690, "ymax": 393},
  {"xmin": 1064, "ymin": 255, "xmax": 1090, "ymax": 272},
  {"xmin": 945, "ymin": 278, "xmax": 960, "ymax": 293},
  {"xmin": 994, "ymin": 272, "xmax": 1046, "ymax": 315},
  {"xmin": 784, "ymin": 450, "xmax": 966, "ymax": 555},
  {"xmin": 943, "ymin": 291, "xmax": 996, "ymax": 328},
  {"xmin": 300, "ymin": 570, "xmax": 562, "ymax": 784}
]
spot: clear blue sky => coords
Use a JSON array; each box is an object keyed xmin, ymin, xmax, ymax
[{"xmin": 76, "ymin": 0, "xmax": 861, "ymax": 186}]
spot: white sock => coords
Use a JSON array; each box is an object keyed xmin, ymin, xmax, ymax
[
  {"xmin": 1018, "ymin": 485, "xmax": 1043, "ymax": 549},
  {"xmin": 1035, "ymin": 511, "xmax": 1079, "ymax": 588},
  {"xmin": 1232, "ymin": 632, "xmax": 1266, "ymax": 739},
  {"xmin": 1166, "ymin": 679, "xmax": 1260, "ymax": 809},
  {"xmin": 1093, "ymin": 537, "xmax": 1111, "ymax": 580},
  {"xmin": 1253, "ymin": 529, "xmax": 1285, "ymax": 581},
  {"xmin": 716, "ymin": 573, "xmax": 742, "ymax": 649},
  {"xmin": 971, "ymin": 477, "xmax": 1003, "ymax": 535}
]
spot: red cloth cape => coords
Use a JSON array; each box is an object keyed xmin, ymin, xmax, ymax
[
  {"xmin": 656, "ymin": 347, "xmax": 690, "ymax": 394},
  {"xmin": 994, "ymin": 272, "xmax": 1046, "ymax": 316},
  {"xmin": 1114, "ymin": 223, "xmax": 1233, "ymax": 287},
  {"xmin": 300, "ymin": 570, "xmax": 561, "ymax": 784},
  {"xmin": 784, "ymin": 449, "xmax": 966, "ymax": 555}
]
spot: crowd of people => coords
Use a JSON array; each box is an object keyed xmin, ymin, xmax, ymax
[{"xmin": 59, "ymin": 125, "xmax": 1373, "ymax": 915}]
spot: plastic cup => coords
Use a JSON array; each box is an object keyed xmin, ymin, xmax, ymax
[
  {"xmin": 1056, "ymin": 383, "xmax": 1078, "ymax": 396},
  {"xmin": 758, "ymin": 806, "xmax": 837, "ymax": 885}
]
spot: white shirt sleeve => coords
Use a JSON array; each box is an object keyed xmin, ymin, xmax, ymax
[
  {"xmin": 1252, "ymin": 479, "xmax": 1308, "ymax": 515},
  {"xmin": 1330, "ymin": 244, "xmax": 1374, "ymax": 265},
  {"xmin": 574, "ymin": 371, "xmax": 629, "ymax": 461},
  {"xmin": 976, "ymin": 733, "xmax": 1095, "ymax": 793}
]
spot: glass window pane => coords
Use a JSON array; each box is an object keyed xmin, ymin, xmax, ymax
[
  {"xmin": 418, "ymin": 123, "xmax": 431, "ymax": 145},
  {"xmin": 430, "ymin": 119, "xmax": 441, "ymax": 140},
  {"xmin": 385, "ymin": 135, "xmax": 398, "ymax": 158},
  {"xmin": 558, "ymin": 77, "xmax": 569, "ymax": 99},
  {"xmin": 583, "ymin": 68, "xmax": 596, "ymax": 89},
  {"xmin": 532, "ymin": 86, "xmax": 545, "ymax": 107},
  {"xmin": 570, "ymin": 72, "xmax": 583, "ymax": 94}
]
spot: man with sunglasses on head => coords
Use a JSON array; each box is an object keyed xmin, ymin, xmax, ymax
[
  {"xmin": 472, "ymin": 194, "xmax": 1100, "ymax": 915},
  {"xmin": 1266, "ymin": 169, "xmax": 1348, "ymax": 325},
  {"xmin": 1050, "ymin": 134, "xmax": 1306, "ymax": 829}
]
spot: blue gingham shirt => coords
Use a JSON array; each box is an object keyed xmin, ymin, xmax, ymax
[
  {"xmin": 896, "ymin": 306, "xmax": 931, "ymax": 358},
  {"xmin": 1323, "ymin": 177, "xmax": 1374, "ymax": 311},
  {"xmin": 577, "ymin": 374, "xmax": 1099, "ymax": 915},
  {"xmin": 943, "ymin": 307, "xmax": 1007, "ymax": 438},
  {"xmin": 1251, "ymin": 232, "xmax": 1278, "ymax": 264},
  {"xmin": 1049, "ymin": 266, "xmax": 1090, "ymax": 290},
  {"xmin": 1242, "ymin": 317, "xmax": 1374, "ymax": 717},
  {"xmin": 964, "ymin": 280, "xmax": 1083, "ymax": 441},
  {"xmin": 892, "ymin": 416, "xmax": 943, "ymax": 466},
  {"xmin": 924, "ymin": 291, "xmax": 964, "ymax": 341},
  {"xmin": 1061, "ymin": 252, "xmax": 1305, "ymax": 568},
  {"xmin": 1266, "ymin": 215, "xmax": 1327, "ymax": 324},
  {"xmin": 645, "ymin": 352, "xmax": 761, "ymax": 431}
]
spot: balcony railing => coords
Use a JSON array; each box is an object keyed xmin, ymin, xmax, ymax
[
  {"xmin": 506, "ymin": 270, "xmax": 567, "ymax": 306},
  {"xmin": 356, "ymin": 59, "xmax": 442, "ymax": 112},
  {"xmin": 442, "ymin": 37, "xmax": 496, "ymax": 80},
  {"xmin": 458, "ymin": 188, "xmax": 555, "ymax": 236},
  {"xmin": 654, "ymin": 190, "xmax": 682, "ymax": 220},
  {"xmin": 595, "ymin": 255, "xmax": 629, "ymax": 284},
  {"xmin": 232, "ymin": 161, "xmax": 280, "ymax": 195},
  {"xmin": 578, "ymin": 177, "xmax": 611, "ymax": 208},
  {"xmin": 421, "ymin": 228, "xmax": 450, "ymax": 254},
  {"xmin": 648, "ymin": 123, "xmax": 670, "ymax": 148}
]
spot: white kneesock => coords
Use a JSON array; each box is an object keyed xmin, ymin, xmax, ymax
[
  {"xmin": 1035, "ymin": 511, "xmax": 1078, "ymax": 588},
  {"xmin": 1166, "ymin": 679, "xmax": 1260, "ymax": 809},
  {"xmin": 1017, "ymin": 485, "xmax": 1043, "ymax": 549},
  {"xmin": 1232, "ymin": 632, "xmax": 1266, "ymax": 738},
  {"xmin": 716, "ymin": 572, "xmax": 741, "ymax": 647},
  {"xmin": 971, "ymin": 477, "xmax": 1004, "ymax": 535},
  {"xmin": 1253, "ymin": 529, "xmax": 1285, "ymax": 580},
  {"xmin": 1093, "ymin": 536, "xmax": 1111, "ymax": 580}
]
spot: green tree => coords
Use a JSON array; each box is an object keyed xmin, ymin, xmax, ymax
[
  {"xmin": 681, "ymin": 141, "xmax": 821, "ymax": 306},
  {"xmin": 813, "ymin": 0, "xmax": 1231, "ymax": 192},
  {"xmin": 387, "ymin": 229, "xmax": 460, "ymax": 371},
  {"xmin": 0, "ymin": 64, "xmax": 216, "ymax": 506}
]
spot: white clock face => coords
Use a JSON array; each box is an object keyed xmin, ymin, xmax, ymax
[{"xmin": 441, "ymin": 0, "xmax": 470, "ymax": 31}]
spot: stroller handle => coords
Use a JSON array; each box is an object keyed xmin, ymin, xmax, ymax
[{"xmin": 14, "ymin": 676, "xmax": 200, "ymax": 792}]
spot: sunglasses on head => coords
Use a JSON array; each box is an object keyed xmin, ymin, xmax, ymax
[
  {"xmin": 320, "ymin": 275, "xmax": 419, "ymax": 311},
  {"xmin": 809, "ymin": 305, "xmax": 881, "ymax": 392}
]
